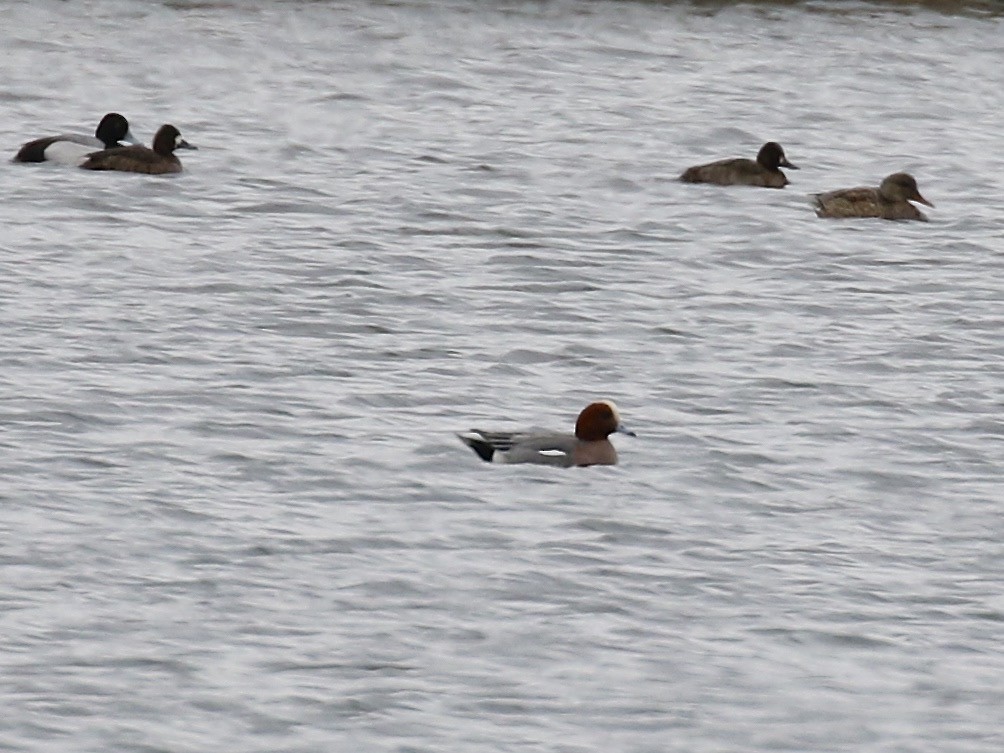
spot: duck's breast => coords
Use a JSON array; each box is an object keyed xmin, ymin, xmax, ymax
[
  {"xmin": 571, "ymin": 440, "xmax": 619, "ymax": 467},
  {"xmin": 882, "ymin": 201, "xmax": 928, "ymax": 221}
]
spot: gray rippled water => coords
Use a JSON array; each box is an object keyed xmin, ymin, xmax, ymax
[{"xmin": 2, "ymin": 1, "xmax": 1003, "ymax": 751}]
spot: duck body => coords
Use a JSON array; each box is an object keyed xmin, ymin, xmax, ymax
[
  {"xmin": 14, "ymin": 113, "xmax": 136, "ymax": 165},
  {"xmin": 814, "ymin": 173, "xmax": 932, "ymax": 221},
  {"xmin": 81, "ymin": 124, "xmax": 195, "ymax": 175},
  {"xmin": 458, "ymin": 401, "xmax": 634, "ymax": 468},
  {"xmin": 680, "ymin": 141, "xmax": 797, "ymax": 188}
]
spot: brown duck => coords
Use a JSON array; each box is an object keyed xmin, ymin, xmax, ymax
[
  {"xmin": 814, "ymin": 172, "xmax": 933, "ymax": 221},
  {"xmin": 680, "ymin": 141, "xmax": 798, "ymax": 188},
  {"xmin": 81, "ymin": 124, "xmax": 196, "ymax": 175}
]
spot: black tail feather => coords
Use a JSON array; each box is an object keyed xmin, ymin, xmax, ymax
[{"xmin": 459, "ymin": 434, "xmax": 495, "ymax": 462}]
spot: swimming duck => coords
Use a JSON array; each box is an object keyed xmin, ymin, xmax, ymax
[
  {"xmin": 14, "ymin": 112, "xmax": 138, "ymax": 164},
  {"xmin": 458, "ymin": 400, "xmax": 635, "ymax": 467},
  {"xmin": 680, "ymin": 141, "xmax": 798, "ymax": 188},
  {"xmin": 80, "ymin": 124, "xmax": 196, "ymax": 174},
  {"xmin": 813, "ymin": 172, "xmax": 933, "ymax": 221}
]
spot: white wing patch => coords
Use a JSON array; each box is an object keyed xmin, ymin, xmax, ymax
[{"xmin": 44, "ymin": 140, "xmax": 94, "ymax": 166}]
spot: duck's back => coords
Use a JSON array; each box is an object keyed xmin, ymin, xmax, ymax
[
  {"xmin": 814, "ymin": 186, "xmax": 881, "ymax": 218},
  {"xmin": 459, "ymin": 429, "xmax": 577, "ymax": 466},
  {"xmin": 489, "ymin": 431, "xmax": 618, "ymax": 467},
  {"xmin": 680, "ymin": 157, "xmax": 787, "ymax": 188},
  {"xmin": 502, "ymin": 433, "xmax": 579, "ymax": 466},
  {"xmin": 15, "ymin": 133, "xmax": 101, "ymax": 163}
]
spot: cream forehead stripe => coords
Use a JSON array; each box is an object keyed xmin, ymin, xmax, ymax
[{"xmin": 599, "ymin": 400, "xmax": 621, "ymax": 420}]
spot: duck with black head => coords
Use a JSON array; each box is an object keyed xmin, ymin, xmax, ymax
[
  {"xmin": 680, "ymin": 141, "xmax": 798, "ymax": 188},
  {"xmin": 14, "ymin": 112, "xmax": 138, "ymax": 165},
  {"xmin": 813, "ymin": 172, "xmax": 933, "ymax": 221},
  {"xmin": 80, "ymin": 124, "xmax": 197, "ymax": 175}
]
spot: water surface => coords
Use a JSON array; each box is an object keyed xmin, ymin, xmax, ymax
[{"xmin": 2, "ymin": 1, "xmax": 1003, "ymax": 751}]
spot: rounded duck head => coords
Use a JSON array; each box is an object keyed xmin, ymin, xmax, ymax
[
  {"xmin": 757, "ymin": 142, "xmax": 797, "ymax": 171},
  {"xmin": 152, "ymin": 124, "xmax": 196, "ymax": 156},
  {"xmin": 95, "ymin": 113, "xmax": 135, "ymax": 147},
  {"xmin": 575, "ymin": 401, "xmax": 635, "ymax": 441},
  {"xmin": 879, "ymin": 172, "xmax": 933, "ymax": 207}
]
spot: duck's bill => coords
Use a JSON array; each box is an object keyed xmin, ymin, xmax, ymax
[
  {"xmin": 616, "ymin": 424, "xmax": 637, "ymax": 437},
  {"xmin": 780, "ymin": 158, "xmax": 799, "ymax": 169},
  {"xmin": 177, "ymin": 139, "xmax": 198, "ymax": 150},
  {"xmin": 119, "ymin": 129, "xmax": 141, "ymax": 146},
  {"xmin": 913, "ymin": 192, "xmax": 934, "ymax": 208}
]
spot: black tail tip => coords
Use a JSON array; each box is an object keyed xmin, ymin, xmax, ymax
[{"xmin": 458, "ymin": 434, "xmax": 495, "ymax": 463}]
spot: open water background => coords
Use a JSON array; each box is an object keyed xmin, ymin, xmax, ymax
[{"xmin": 2, "ymin": 0, "xmax": 1003, "ymax": 751}]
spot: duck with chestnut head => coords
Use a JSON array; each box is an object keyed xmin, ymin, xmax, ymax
[{"xmin": 458, "ymin": 401, "xmax": 635, "ymax": 467}]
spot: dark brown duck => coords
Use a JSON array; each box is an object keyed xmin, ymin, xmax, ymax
[
  {"xmin": 680, "ymin": 141, "xmax": 798, "ymax": 188},
  {"xmin": 80, "ymin": 124, "xmax": 196, "ymax": 175},
  {"xmin": 814, "ymin": 172, "xmax": 933, "ymax": 221}
]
